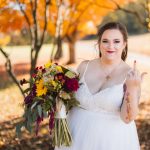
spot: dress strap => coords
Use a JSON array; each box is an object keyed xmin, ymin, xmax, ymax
[{"xmin": 82, "ymin": 60, "xmax": 90, "ymax": 79}]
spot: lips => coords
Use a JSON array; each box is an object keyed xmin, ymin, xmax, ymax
[{"xmin": 106, "ymin": 51, "xmax": 115, "ymax": 53}]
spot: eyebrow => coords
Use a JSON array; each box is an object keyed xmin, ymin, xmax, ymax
[{"xmin": 102, "ymin": 38, "xmax": 120, "ymax": 40}]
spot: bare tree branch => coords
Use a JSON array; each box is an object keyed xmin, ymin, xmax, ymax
[
  {"xmin": 0, "ymin": 47, "xmax": 25, "ymax": 98},
  {"xmin": 39, "ymin": 0, "xmax": 50, "ymax": 48},
  {"xmin": 29, "ymin": 0, "xmax": 33, "ymax": 12},
  {"xmin": 32, "ymin": 0, "xmax": 38, "ymax": 48},
  {"xmin": 16, "ymin": 0, "xmax": 33, "ymax": 41}
]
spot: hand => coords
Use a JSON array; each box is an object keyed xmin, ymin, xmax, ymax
[{"xmin": 125, "ymin": 60, "xmax": 147, "ymax": 90}]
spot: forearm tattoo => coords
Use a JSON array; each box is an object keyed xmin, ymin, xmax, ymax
[
  {"xmin": 123, "ymin": 84, "xmax": 131, "ymax": 121},
  {"xmin": 125, "ymin": 92, "xmax": 131, "ymax": 121}
]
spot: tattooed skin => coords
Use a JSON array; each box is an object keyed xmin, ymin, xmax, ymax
[
  {"xmin": 125, "ymin": 92, "xmax": 131, "ymax": 121},
  {"xmin": 123, "ymin": 83, "xmax": 132, "ymax": 121}
]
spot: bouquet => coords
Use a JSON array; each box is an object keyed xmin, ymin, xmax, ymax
[{"xmin": 16, "ymin": 61, "xmax": 80, "ymax": 147}]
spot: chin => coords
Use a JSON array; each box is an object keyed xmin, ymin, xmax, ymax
[{"xmin": 105, "ymin": 55, "xmax": 117, "ymax": 61}]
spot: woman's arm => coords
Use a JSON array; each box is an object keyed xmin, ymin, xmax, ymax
[
  {"xmin": 120, "ymin": 60, "xmax": 147, "ymax": 124},
  {"xmin": 120, "ymin": 85, "xmax": 140, "ymax": 123}
]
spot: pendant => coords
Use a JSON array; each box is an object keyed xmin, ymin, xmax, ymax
[{"xmin": 106, "ymin": 75, "xmax": 111, "ymax": 80}]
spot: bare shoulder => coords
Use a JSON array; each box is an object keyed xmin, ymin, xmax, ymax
[{"xmin": 77, "ymin": 60, "xmax": 89, "ymax": 78}]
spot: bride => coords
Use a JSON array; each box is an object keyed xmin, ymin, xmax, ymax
[{"xmin": 55, "ymin": 22, "xmax": 147, "ymax": 150}]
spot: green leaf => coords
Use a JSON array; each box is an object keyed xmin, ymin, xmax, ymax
[
  {"xmin": 16, "ymin": 122, "xmax": 24, "ymax": 138},
  {"xmin": 43, "ymin": 110, "xmax": 48, "ymax": 118},
  {"xmin": 33, "ymin": 97, "xmax": 45, "ymax": 101},
  {"xmin": 31, "ymin": 101, "xmax": 38, "ymax": 110},
  {"xmin": 37, "ymin": 105, "xmax": 42, "ymax": 117},
  {"xmin": 26, "ymin": 121, "xmax": 32, "ymax": 133},
  {"xmin": 61, "ymin": 66, "xmax": 68, "ymax": 73},
  {"xmin": 32, "ymin": 108, "xmax": 38, "ymax": 122},
  {"xmin": 65, "ymin": 71, "xmax": 76, "ymax": 78},
  {"xmin": 30, "ymin": 77, "xmax": 35, "ymax": 84}
]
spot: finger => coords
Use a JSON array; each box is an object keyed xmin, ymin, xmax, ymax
[
  {"xmin": 133, "ymin": 60, "xmax": 136, "ymax": 72},
  {"xmin": 127, "ymin": 71, "xmax": 132, "ymax": 79},
  {"xmin": 135, "ymin": 70, "xmax": 140, "ymax": 78},
  {"xmin": 141, "ymin": 72, "xmax": 148, "ymax": 81}
]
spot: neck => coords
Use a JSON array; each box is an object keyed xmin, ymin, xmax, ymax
[{"xmin": 100, "ymin": 57, "xmax": 122, "ymax": 67}]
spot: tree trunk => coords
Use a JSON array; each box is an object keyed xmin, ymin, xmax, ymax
[
  {"xmin": 54, "ymin": 36, "xmax": 63, "ymax": 60},
  {"xmin": 30, "ymin": 47, "xmax": 40, "ymax": 79},
  {"xmin": 67, "ymin": 39, "xmax": 75, "ymax": 64}
]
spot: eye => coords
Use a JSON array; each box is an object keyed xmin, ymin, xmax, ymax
[
  {"xmin": 102, "ymin": 40, "xmax": 108, "ymax": 43},
  {"xmin": 114, "ymin": 40, "xmax": 120, "ymax": 43}
]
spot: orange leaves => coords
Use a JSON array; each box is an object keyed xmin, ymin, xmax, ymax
[
  {"xmin": 0, "ymin": 35, "xmax": 11, "ymax": 46},
  {"xmin": 77, "ymin": 21, "xmax": 97, "ymax": 35},
  {"xmin": 42, "ymin": 0, "xmax": 134, "ymax": 39},
  {"xmin": 0, "ymin": 0, "xmax": 135, "ymax": 41},
  {"xmin": 47, "ymin": 20, "xmax": 56, "ymax": 36},
  {"xmin": 0, "ymin": 8, "xmax": 25, "ymax": 33},
  {"xmin": 0, "ymin": 0, "xmax": 8, "ymax": 9}
]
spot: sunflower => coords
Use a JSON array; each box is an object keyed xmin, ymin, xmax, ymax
[{"xmin": 36, "ymin": 79, "xmax": 47, "ymax": 96}]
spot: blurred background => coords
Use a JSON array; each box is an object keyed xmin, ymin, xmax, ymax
[{"xmin": 0, "ymin": 0, "xmax": 150, "ymax": 149}]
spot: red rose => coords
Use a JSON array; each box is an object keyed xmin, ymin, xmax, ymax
[{"xmin": 64, "ymin": 78, "xmax": 79, "ymax": 92}]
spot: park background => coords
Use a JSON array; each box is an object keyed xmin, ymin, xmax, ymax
[{"xmin": 0, "ymin": 0, "xmax": 150, "ymax": 149}]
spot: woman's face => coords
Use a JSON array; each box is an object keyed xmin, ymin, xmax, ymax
[{"xmin": 99, "ymin": 29, "xmax": 126, "ymax": 61}]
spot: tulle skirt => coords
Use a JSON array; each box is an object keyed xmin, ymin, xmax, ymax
[{"xmin": 55, "ymin": 107, "xmax": 140, "ymax": 150}]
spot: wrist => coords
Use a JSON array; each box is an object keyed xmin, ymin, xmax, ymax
[{"xmin": 126, "ymin": 84, "xmax": 140, "ymax": 93}]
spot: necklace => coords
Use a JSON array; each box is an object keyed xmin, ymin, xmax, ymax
[{"xmin": 100, "ymin": 60, "xmax": 122, "ymax": 81}]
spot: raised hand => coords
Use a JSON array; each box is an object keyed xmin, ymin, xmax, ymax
[
  {"xmin": 125, "ymin": 60, "xmax": 147, "ymax": 89},
  {"xmin": 122, "ymin": 60, "xmax": 147, "ymax": 122}
]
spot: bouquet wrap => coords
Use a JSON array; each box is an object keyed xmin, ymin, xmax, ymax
[{"xmin": 54, "ymin": 98, "xmax": 72, "ymax": 147}]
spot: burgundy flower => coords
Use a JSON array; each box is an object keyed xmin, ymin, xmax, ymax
[
  {"xmin": 34, "ymin": 67, "xmax": 39, "ymax": 73},
  {"xmin": 24, "ymin": 84, "xmax": 36, "ymax": 105},
  {"xmin": 35, "ymin": 113, "xmax": 43, "ymax": 136},
  {"xmin": 42, "ymin": 68, "xmax": 46, "ymax": 73},
  {"xmin": 49, "ymin": 110, "xmax": 55, "ymax": 135},
  {"xmin": 32, "ymin": 73, "xmax": 36, "ymax": 78},
  {"xmin": 24, "ymin": 92, "xmax": 33, "ymax": 105},
  {"xmin": 39, "ymin": 66, "xmax": 43, "ymax": 69},
  {"xmin": 20, "ymin": 78, "xmax": 27, "ymax": 86},
  {"xmin": 32, "ymin": 84, "xmax": 37, "ymax": 95},
  {"xmin": 54, "ymin": 73, "xmax": 65, "ymax": 82},
  {"xmin": 64, "ymin": 77, "xmax": 79, "ymax": 92}
]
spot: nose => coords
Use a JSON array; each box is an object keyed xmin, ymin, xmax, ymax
[{"xmin": 107, "ymin": 42, "xmax": 114, "ymax": 49}]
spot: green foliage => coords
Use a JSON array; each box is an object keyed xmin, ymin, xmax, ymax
[
  {"xmin": 16, "ymin": 105, "xmax": 40, "ymax": 137},
  {"xmin": 101, "ymin": 1, "xmax": 148, "ymax": 35}
]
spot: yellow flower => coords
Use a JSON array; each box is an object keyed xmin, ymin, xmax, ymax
[
  {"xmin": 51, "ymin": 80, "xmax": 58, "ymax": 89},
  {"xmin": 56, "ymin": 66, "xmax": 63, "ymax": 72},
  {"xmin": 44, "ymin": 61, "xmax": 52, "ymax": 68},
  {"xmin": 36, "ymin": 79, "xmax": 47, "ymax": 96}
]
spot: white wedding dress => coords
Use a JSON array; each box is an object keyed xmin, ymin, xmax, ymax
[{"xmin": 55, "ymin": 61, "xmax": 140, "ymax": 150}]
